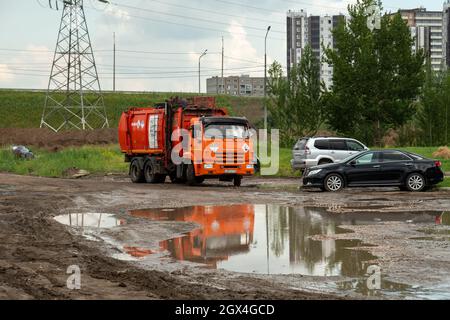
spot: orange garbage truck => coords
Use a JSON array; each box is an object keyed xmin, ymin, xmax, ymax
[{"xmin": 118, "ymin": 97, "xmax": 255, "ymax": 186}]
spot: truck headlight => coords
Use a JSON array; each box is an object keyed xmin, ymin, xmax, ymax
[
  {"xmin": 204, "ymin": 164, "xmax": 214, "ymax": 169},
  {"xmin": 246, "ymin": 164, "xmax": 254, "ymax": 169},
  {"xmin": 308, "ymin": 169, "xmax": 322, "ymax": 177}
]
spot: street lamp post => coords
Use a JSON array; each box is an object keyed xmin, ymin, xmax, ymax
[
  {"xmin": 264, "ymin": 26, "xmax": 271, "ymax": 130},
  {"xmin": 199, "ymin": 49, "xmax": 208, "ymax": 94}
]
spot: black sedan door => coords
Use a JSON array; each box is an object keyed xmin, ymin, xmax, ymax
[
  {"xmin": 377, "ymin": 151, "xmax": 414, "ymax": 184},
  {"xmin": 345, "ymin": 152, "xmax": 384, "ymax": 186}
]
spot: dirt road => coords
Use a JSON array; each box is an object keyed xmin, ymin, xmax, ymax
[{"xmin": 1, "ymin": 173, "xmax": 449, "ymax": 300}]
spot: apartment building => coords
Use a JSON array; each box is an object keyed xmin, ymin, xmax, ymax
[
  {"xmin": 206, "ymin": 75, "xmax": 265, "ymax": 97},
  {"xmin": 286, "ymin": 10, "xmax": 345, "ymax": 88},
  {"xmin": 399, "ymin": 7, "xmax": 443, "ymax": 71}
]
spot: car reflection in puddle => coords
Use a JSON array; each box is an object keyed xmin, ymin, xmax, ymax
[
  {"xmin": 128, "ymin": 205, "xmax": 438, "ymax": 277},
  {"xmin": 127, "ymin": 205, "xmax": 449, "ymax": 298},
  {"xmin": 435, "ymin": 212, "xmax": 450, "ymax": 226},
  {"xmin": 54, "ymin": 207, "xmax": 447, "ymax": 298}
]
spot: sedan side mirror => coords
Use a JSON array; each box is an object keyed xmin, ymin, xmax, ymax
[{"xmin": 349, "ymin": 160, "xmax": 357, "ymax": 166}]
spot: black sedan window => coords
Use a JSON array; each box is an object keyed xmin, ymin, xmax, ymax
[
  {"xmin": 382, "ymin": 151, "xmax": 412, "ymax": 162},
  {"xmin": 355, "ymin": 152, "xmax": 378, "ymax": 164}
]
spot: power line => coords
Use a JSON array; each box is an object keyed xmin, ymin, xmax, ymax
[
  {"xmin": 281, "ymin": 0, "xmax": 400, "ymax": 11},
  {"xmin": 0, "ymin": 48, "xmax": 215, "ymax": 55},
  {"xmin": 213, "ymin": 0, "xmax": 286, "ymax": 15},
  {"xmin": 87, "ymin": 3, "xmax": 286, "ymax": 41},
  {"xmin": 1, "ymin": 69, "xmax": 269, "ymax": 80},
  {"xmin": 5, "ymin": 65, "xmax": 266, "ymax": 75},
  {"xmin": 115, "ymin": 49, "xmax": 222, "ymax": 55},
  {"xmin": 143, "ymin": 0, "xmax": 285, "ymax": 26},
  {"xmin": 109, "ymin": 1, "xmax": 285, "ymax": 34}
]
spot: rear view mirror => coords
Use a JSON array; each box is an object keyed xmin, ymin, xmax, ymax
[{"xmin": 350, "ymin": 160, "xmax": 357, "ymax": 166}]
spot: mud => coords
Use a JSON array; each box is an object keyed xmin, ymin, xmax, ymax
[
  {"xmin": 1, "ymin": 173, "xmax": 450, "ymax": 300},
  {"xmin": 0, "ymin": 128, "xmax": 117, "ymax": 150}
]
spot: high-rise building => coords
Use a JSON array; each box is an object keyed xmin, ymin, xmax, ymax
[
  {"xmin": 286, "ymin": 10, "xmax": 345, "ymax": 88},
  {"xmin": 399, "ymin": 7, "xmax": 443, "ymax": 71},
  {"xmin": 443, "ymin": 1, "xmax": 450, "ymax": 67}
]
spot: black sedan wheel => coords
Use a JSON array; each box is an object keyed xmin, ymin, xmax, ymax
[
  {"xmin": 405, "ymin": 173, "xmax": 426, "ymax": 192},
  {"xmin": 324, "ymin": 174, "xmax": 344, "ymax": 192}
]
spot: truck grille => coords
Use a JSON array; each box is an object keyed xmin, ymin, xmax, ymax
[{"xmin": 215, "ymin": 152, "xmax": 245, "ymax": 164}]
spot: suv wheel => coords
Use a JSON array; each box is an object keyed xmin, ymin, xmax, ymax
[
  {"xmin": 324, "ymin": 174, "xmax": 344, "ymax": 192},
  {"xmin": 405, "ymin": 173, "xmax": 426, "ymax": 192}
]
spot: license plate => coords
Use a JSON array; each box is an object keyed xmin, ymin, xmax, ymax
[{"xmin": 225, "ymin": 169, "xmax": 237, "ymax": 174}]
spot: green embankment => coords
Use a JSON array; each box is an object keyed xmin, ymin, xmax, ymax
[
  {"xmin": 0, "ymin": 145, "xmax": 448, "ymax": 188},
  {"xmin": 0, "ymin": 145, "xmax": 126, "ymax": 178},
  {"xmin": 0, "ymin": 90, "xmax": 264, "ymax": 128}
]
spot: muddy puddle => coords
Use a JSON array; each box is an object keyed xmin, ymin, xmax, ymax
[{"xmin": 54, "ymin": 206, "xmax": 450, "ymax": 299}]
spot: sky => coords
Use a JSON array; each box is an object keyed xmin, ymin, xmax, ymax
[{"xmin": 0, "ymin": 0, "xmax": 446, "ymax": 92}]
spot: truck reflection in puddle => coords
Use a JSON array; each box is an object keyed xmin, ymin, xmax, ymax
[
  {"xmin": 131, "ymin": 205, "xmax": 255, "ymax": 269},
  {"xmin": 129, "ymin": 205, "xmax": 379, "ymax": 277}
]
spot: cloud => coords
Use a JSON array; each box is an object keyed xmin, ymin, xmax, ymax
[
  {"xmin": 0, "ymin": 45, "xmax": 52, "ymax": 88},
  {"xmin": 0, "ymin": 64, "xmax": 14, "ymax": 83},
  {"xmin": 104, "ymin": 6, "xmax": 131, "ymax": 21}
]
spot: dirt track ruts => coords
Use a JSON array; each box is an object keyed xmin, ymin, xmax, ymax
[{"xmin": 1, "ymin": 173, "xmax": 450, "ymax": 300}]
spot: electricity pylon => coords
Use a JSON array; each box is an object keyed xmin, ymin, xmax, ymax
[{"xmin": 41, "ymin": 0, "xmax": 109, "ymax": 132}]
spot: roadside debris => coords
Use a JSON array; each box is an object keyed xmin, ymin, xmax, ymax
[
  {"xmin": 433, "ymin": 146, "xmax": 450, "ymax": 160},
  {"xmin": 11, "ymin": 145, "xmax": 34, "ymax": 160},
  {"xmin": 63, "ymin": 167, "xmax": 90, "ymax": 179}
]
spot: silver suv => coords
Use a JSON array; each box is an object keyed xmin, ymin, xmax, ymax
[{"xmin": 291, "ymin": 137, "xmax": 369, "ymax": 171}]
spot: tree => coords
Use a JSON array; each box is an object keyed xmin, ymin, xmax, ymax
[
  {"xmin": 267, "ymin": 45, "xmax": 324, "ymax": 147},
  {"xmin": 417, "ymin": 60, "xmax": 450, "ymax": 146},
  {"xmin": 324, "ymin": 0, "xmax": 425, "ymax": 146}
]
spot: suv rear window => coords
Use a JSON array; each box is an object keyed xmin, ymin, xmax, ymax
[
  {"xmin": 346, "ymin": 140, "xmax": 365, "ymax": 151},
  {"xmin": 329, "ymin": 140, "xmax": 347, "ymax": 150},
  {"xmin": 314, "ymin": 140, "xmax": 330, "ymax": 150},
  {"xmin": 294, "ymin": 139, "xmax": 308, "ymax": 150}
]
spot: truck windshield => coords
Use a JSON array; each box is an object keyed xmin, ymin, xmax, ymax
[{"xmin": 204, "ymin": 124, "xmax": 249, "ymax": 139}]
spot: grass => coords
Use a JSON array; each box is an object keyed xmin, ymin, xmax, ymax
[
  {"xmin": 0, "ymin": 89, "xmax": 264, "ymax": 128},
  {"xmin": 395, "ymin": 147, "xmax": 450, "ymax": 172},
  {"xmin": 0, "ymin": 144, "xmax": 449, "ymax": 190},
  {"xmin": 440, "ymin": 178, "xmax": 450, "ymax": 188},
  {"xmin": 0, "ymin": 145, "xmax": 127, "ymax": 178}
]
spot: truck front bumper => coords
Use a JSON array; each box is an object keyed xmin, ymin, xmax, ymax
[{"xmin": 195, "ymin": 163, "xmax": 255, "ymax": 177}]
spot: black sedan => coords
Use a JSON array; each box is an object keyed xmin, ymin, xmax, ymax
[{"xmin": 302, "ymin": 150, "xmax": 444, "ymax": 192}]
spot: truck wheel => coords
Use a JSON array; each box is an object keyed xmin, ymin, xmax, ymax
[
  {"xmin": 195, "ymin": 177, "xmax": 205, "ymax": 184},
  {"xmin": 233, "ymin": 176, "xmax": 242, "ymax": 187},
  {"xmin": 170, "ymin": 174, "xmax": 185, "ymax": 184},
  {"xmin": 130, "ymin": 160, "xmax": 145, "ymax": 183},
  {"xmin": 186, "ymin": 164, "xmax": 197, "ymax": 186},
  {"xmin": 144, "ymin": 161, "xmax": 164, "ymax": 184}
]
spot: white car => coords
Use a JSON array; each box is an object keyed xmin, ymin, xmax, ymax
[{"xmin": 291, "ymin": 137, "xmax": 369, "ymax": 171}]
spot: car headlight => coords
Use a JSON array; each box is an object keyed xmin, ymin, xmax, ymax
[
  {"xmin": 204, "ymin": 164, "xmax": 214, "ymax": 169},
  {"xmin": 308, "ymin": 169, "xmax": 322, "ymax": 176},
  {"xmin": 246, "ymin": 164, "xmax": 254, "ymax": 169}
]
